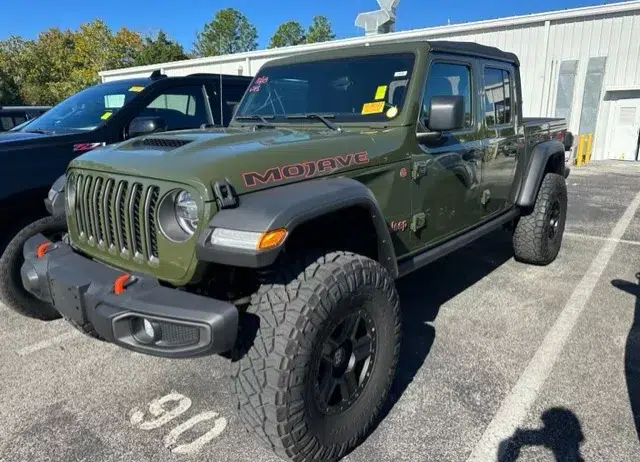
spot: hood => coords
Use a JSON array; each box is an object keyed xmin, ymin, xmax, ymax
[
  {"xmin": 70, "ymin": 126, "xmax": 408, "ymax": 201},
  {"xmin": 0, "ymin": 131, "xmax": 47, "ymax": 143}
]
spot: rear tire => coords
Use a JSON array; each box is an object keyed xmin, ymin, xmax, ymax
[
  {"xmin": 0, "ymin": 216, "xmax": 66, "ymax": 320},
  {"xmin": 513, "ymin": 172, "xmax": 567, "ymax": 265},
  {"xmin": 231, "ymin": 251, "xmax": 401, "ymax": 461}
]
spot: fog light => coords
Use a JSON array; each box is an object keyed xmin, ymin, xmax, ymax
[
  {"xmin": 143, "ymin": 319, "xmax": 155, "ymax": 338},
  {"xmin": 132, "ymin": 317, "xmax": 161, "ymax": 345}
]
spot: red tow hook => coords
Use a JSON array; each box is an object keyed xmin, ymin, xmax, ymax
[
  {"xmin": 113, "ymin": 274, "xmax": 137, "ymax": 295},
  {"xmin": 36, "ymin": 242, "xmax": 53, "ymax": 259}
]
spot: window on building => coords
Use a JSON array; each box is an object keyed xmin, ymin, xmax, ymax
[
  {"xmin": 421, "ymin": 62, "xmax": 473, "ymax": 128},
  {"xmin": 483, "ymin": 67, "xmax": 513, "ymax": 126},
  {"xmin": 579, "ymin": 57, "xmax": 607, "ymax": 134}
]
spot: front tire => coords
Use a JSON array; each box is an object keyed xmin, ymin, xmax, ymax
[
  {"xmin": 0, "ymin": 216, "xmax": 66, "ymax": 320},
  {"xmin": 513, "ymin": 172, "xmax": 568, "ymax": 265},
  {"xmin": 231, "ymin": 251, "xmax": 401, "ymax": 461}
]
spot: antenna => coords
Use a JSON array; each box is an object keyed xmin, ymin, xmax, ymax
[{"xmin": 355, "ymin": 0, "xmax": 400, "ymax": 35}]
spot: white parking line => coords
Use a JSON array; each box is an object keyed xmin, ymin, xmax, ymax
[
  {"xmin": 467, "ymin": 187, "xmax": 640, "ymax": 462},
  {"xmin": 564, "ymin": 231, "xmax": 640, "ymax": 246},
  {"xmin": 17, "ymin": 330, "xmax": 82, "ymax": 356}
]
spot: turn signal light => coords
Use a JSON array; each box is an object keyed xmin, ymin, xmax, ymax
[{"xmin": 258, "ymin": 228, "xmax": 288, "ymax": 250}]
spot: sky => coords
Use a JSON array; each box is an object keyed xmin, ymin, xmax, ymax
[{"xmin": 0, "ymin": 0, "xmax": 622, "ymax": 50}]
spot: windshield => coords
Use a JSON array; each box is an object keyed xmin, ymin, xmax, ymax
[
  {"xmin": 235, "ymin": 53, "xmax": 415, "ymax": 123},
  {"xmin": 22, "ymin": 81, "xmax": 147, "ymax": 133}
]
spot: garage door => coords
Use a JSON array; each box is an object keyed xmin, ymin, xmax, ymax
[{"xmin": 608, "ymin": 98, "xmax": 640, "ymax": 161}]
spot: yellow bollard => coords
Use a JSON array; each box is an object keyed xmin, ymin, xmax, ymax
[
  {"xmin": 575, "ymin": 134, "xmax": 586, "ymax": 166},
  {"xmin": 585, "ymin": 133, "xmax": 593, "ymax": 163}
]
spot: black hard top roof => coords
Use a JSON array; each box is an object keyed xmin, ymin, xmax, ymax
[
  {"xmin": 264, "ymin": 39, "xmax": 520, "ymax": 68},
  {"xmin": 426, "ymin": 40, "xmax": 520, "ymax": 66}
]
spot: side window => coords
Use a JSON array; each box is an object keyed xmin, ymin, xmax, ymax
[
  {"xmin": 143, "ymin": 85, "xmax": 209, "ymax": 130},
  {"xmin": 1, "ymin": 116, "xmax": 14, "ymax": 131},
  {"xmin": 483, "ymin": 67, "xmax": 513, "ymax": 126},
  {"xmin": 13, "ymin": 115, "xmax": 27, "ymax": 126},
  {"xmin": 422, "ymin": 62, "xmax": 473, "ymax": 128}
]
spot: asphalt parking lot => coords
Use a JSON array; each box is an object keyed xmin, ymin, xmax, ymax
[{"xmin": 1, "ymin": 160, "xmax": 639, "ymax": 462}]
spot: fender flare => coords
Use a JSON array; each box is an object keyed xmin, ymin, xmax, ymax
[
  {"xmin": 516, "ymin": 140, "xmax": 566, "ymax": 208},
  {"xmin": 195, "ymin": 177, "xmax": 398, "ymax": 277}
]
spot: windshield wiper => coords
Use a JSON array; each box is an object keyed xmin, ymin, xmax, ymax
[
  {"xmin": 286, "ymin": 113, "xmax": 342, "ymax": 132},
  {"xmin": 24, "ymin": 128, "xmax": 54, "ymax": 135},
  {"xmin": 235, "ymin": 114, "xmax": 275, "ymax": 127}
]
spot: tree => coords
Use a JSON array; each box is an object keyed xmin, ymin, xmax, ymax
[
  {"xmin": 306, "ymin": 16, "xmax": 335, "ymax": 44},
  {"xmin": 0, "ymin": 21, "xmax": 146, "ymax": 105},
  {"xmin": 193, "ymin": 8, "xmax": 258, "ymax": 56},
  {"xmin": 0, "ymin": 36, "xmax": 29, "ymax": 104},
  {"xmin": 268, "ymin": 21, "xmax": 306, "ymax": 49},
  {"xmin": 135, "ymin": 30, "xmax": 188, "ymax": 66}
]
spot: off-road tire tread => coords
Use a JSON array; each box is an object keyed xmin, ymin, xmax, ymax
[
  {"xmin": 231, "ymin": 251, "xmax": 401, "ymax": 462},
  {"xmin": 0, "ymin": 216, "xmax": 65, "ymax": 320},
  {"xmin": 513, "ymin": 172, "xmax": 567, "ymax": 265}
]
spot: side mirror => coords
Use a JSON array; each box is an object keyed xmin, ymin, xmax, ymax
[
  {"xmin": 128, "ymin": 116, "xmax": 168, "ymax": 138},
  {"xmin": 426, "ymin": 95, "xmax": 465, "ymax": 132}
]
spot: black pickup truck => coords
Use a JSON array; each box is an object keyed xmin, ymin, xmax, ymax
[{"xmin": 0, "ymin": 71, "xmax": 251, "ymax": 315}]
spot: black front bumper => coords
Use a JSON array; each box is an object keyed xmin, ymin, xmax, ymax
[{"xmin": 20, "ymin": 234, "xmax": 238, "ymax": 358}]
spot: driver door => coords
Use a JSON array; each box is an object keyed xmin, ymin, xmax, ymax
[{"xmin": 409, "ymin": 56, "xmax": 484, "ymax": 252}]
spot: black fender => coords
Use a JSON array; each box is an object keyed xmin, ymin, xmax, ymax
[
  {"xmin": 44, "ymin": 174, "xmax": 66, "ymax": 220},
  {"xmin": 516, "ymin": 140, "xmax": 566, "ymax": 208},
  {"xmin": 195, "ymin": 177, "xmax": 398, "ymax": 277}
]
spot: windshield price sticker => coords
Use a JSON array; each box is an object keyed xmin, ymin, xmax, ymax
[
  {"xmin": 249, "ymin": 76, "xmax": 269, "ymax": 93},
  {"xmin": 394, "ymin": 70, "xmax": 408, "ymax": 78},
  {"xmin": 386, "ymin": 106, "xmax": 399, "ymax": 118},
  {"xmin": 361, "ymin": 101, "xmax": 385, "ymax": 115},
  {"xmin": 129, "ymin": 85, "xmax": 144, "ymax": 92},
  {"xmin": 375, "ymin": 85, "xmax": 388, "ymax": 100},
  {"xmin": 101, "ymin": 111, "xmax": 113, "ymax": 120}
]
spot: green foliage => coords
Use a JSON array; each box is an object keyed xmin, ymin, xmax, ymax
[
  {"xmin": 268, "ymin": 21, "xmax": 306, "ymax": 49},
  {"xmin": 193, "ymin": 8, "xmax": 258, "ymax": 57},
  {"xmin": 134, "ymin": 30, "xmax": 188, "ymax": 66},
  {"xmin": 0, "ymin": 11, "xmax": 334, "ymax": 106},
  {"xmin": 306, "ymin": 16, "xmax": 336, "ymax": 44}
]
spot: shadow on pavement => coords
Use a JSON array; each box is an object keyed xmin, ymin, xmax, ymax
[
  {"xmin": 611, "ymin": 272, "xmax": 640, "ymax": 441},
  {"xmin": 378, "ymin": 229, "xmax": 515, "ymax": 420},
  {"xmin": 497, "ymin": 407, "xmax": 585, "ymax": 462}
]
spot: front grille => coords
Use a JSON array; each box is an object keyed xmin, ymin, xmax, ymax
[
  {"xmin": 73, "ymin": 173, "xmax": 161, "ymax": 263},
  {"xmin": 157, "ymin": 322, "xmax": 200, "ymax": 347}
]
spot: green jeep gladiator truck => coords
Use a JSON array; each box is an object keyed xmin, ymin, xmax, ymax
[{"xmin": 19, "ymin": 40, "xmax": 572, "ymax": 461}]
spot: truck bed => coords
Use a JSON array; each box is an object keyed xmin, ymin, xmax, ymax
[{"xmin": 522, "ymin": 117, "xmax": 568, "ymax": 145}]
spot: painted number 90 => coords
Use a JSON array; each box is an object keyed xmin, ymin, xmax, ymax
[{"xmin": 129, "ymin": 391, "xmax": 227, "ymax": 455}]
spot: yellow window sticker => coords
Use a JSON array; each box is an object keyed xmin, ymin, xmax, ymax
[
  {"xmin": 129, "ymin": 85, "xmax": 144, "ymax": 92},
  {"xmin": 361, "ymin": 101, "xmax": 385, "ymax": 115},
  {"xmin": 386, "ymin": 106, "xmax": 399, "ymax": 118},
  {"xmin": 374, "ymin": 85, "xmax": 388, "ymax": 100},
  {"xmin": 101, "ymin": 111, "xmax": 113, "ymax": 120}
]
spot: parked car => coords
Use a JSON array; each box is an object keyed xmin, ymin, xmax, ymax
[
  {"xmin": 17, "ymin": 41, "xmax": 572, "ymax": 461},
  {"xmin": 0, "ymin": 70, "xmax": 251, "ymax": 316},
  {"xmin": 0, "ymin": 105, "xmax": 50, "ymax": 132}
]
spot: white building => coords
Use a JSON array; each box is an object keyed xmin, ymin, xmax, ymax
[{"xmin": 100, "ymin": 1, "xmax": 640, "ymax": 161}]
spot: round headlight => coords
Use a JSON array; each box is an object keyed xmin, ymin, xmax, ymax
[
  {"xmin": 66, "ymin": 175, "xmax": 76, "ymax": 211},
  {"xmin": 174, "ymin": 190, "xmax": 199, "ymax": 234}
]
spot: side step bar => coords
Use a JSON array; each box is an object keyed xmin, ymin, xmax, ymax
[{"xmin": 397, "ymin": 208, "xmax": 520, "ymax": 278}]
